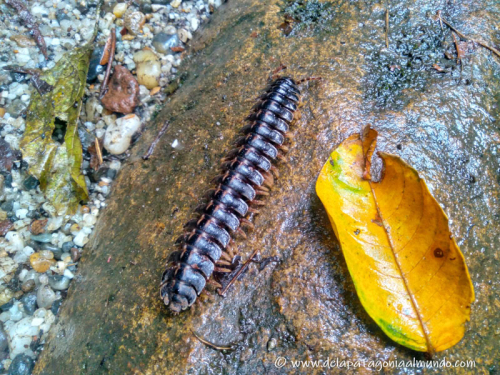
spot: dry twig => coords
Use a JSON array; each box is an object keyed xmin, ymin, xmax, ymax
[
  {"xmin": 440, "ymin": 14, "xmax": 500, "ymax": 58},
  {"xmin": 385, "ymin": 10, "xmax": 389, "ymax": 48},
  {"xmin": 95, "ymin": 138, "xmax": 103, "ymax": 168},
  {"xmin": 142, "ymin": 121, "xmax": 170, "ymax": 160},
  {"xmin": 192, "ymin": 330, "xmax": 234, "ymax": 351},
  {"xmin": 5, "ymin": 0, "xmax": 48, "ymax": 59},
  {"xmin": 99, "ymin": 28, "xmax": 117, "ymax": 99}
]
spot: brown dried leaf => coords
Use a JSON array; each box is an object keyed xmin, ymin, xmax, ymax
[
  {"xmin": 433, "ymin": 64, "xmax": 445, "ymax": 72},
  {"xmin": 30, "ymin": 219, "xmax": 48, "ymax": 235},
  {"xmin": 0, "ymin": 137, "xmax": 21, "ymax": 172},
  {"xmin": 0, "ymin": 221, "xmax": 13, "ymax": 236}
]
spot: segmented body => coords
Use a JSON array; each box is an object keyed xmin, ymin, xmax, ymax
[{"xmin": 160, "ymin": 77, "xmax": 300, "ymax": 313}]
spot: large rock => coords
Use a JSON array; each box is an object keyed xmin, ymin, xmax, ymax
[{"xmin": 35, "ymin": 0, "xmax": 500, "ymax": 373}]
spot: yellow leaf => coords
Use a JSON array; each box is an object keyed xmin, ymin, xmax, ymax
[{"xmin": 316, "ymin": 128, "xmax": 474, "ymax": 353}]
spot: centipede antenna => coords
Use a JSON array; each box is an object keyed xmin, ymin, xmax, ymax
[{"xmin": 270, "ymin": 63, "xmax": 287, "ymax": 80}]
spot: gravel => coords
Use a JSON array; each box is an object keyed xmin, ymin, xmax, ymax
[{"xmin": 0, "ymin": 0, "xmax": 223, "ymax": 372}]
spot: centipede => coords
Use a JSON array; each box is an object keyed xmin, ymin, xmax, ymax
[{"xmin": 160, "ymin": 75, "xmax": 318, "ymax": 313}]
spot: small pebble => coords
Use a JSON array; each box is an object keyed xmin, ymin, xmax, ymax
[
  {"xmin": 267, "ymin": 338, "xmax": 277, "ymax": 351},
  {"xmin": 152, "ymin": 33, "xmax": 181, "ymax": 54},
  {"xmin": 178, "ymin": 28, "xmax": 192, "ymax": 43},
  {"xmin": 51, "ymin": 299, "xmax": 63, "ymax": 315},
  {"xmin": 62, "ymin": 242, "xmax": 74, "ymax": 253},
  {"xmin": 133, "ymin": 49, "xmax": 161, "ymax": 89},
  {"xmin": 19, "ymin": 293, "xmax": 37, "ymax": 316},
  {"xmin": 0, "ymin": 289, "xmax": 13, "ymax": 307},
  {"xmin": 70, "ymin": 248, "xmax": 81, "ymax": 262},
  {"xmin": 30, "ymin": 233, "xmax": 52, "ymax": 243},
  {"xmin": 36, "ymin": 285, "xmax": 56, "ymax": 309},
  {"xmin": 124, "ymin": 11, "xmax": 145, "ymax": 35},
  {"xmin": 0, "ymin": 325, "xmax": 8, "ymax": 352},
  {"xmin": 7, "ymin": 354, "xmax": 35, "ymax": 375},
  {"xmin": 7, "ymin": 354, "xmax": 34, "ymax": 375},
  {"xmin": 48, "ymin": 275, "xmax": 70, "ymax": 291},
  {"xmin": 21, "ymin": 280, "xmax": 35, "ymax": 293},
  {"xmin": 29, "ymin": 252, "xmax": 56, "ymax": 273},
  {"xmin": 113, "ymin": 3, "xmax": 128, "ymax": 18},
  {"xmin": 103, "ymin": 114, "xmax": 142, "ymax": 155}
]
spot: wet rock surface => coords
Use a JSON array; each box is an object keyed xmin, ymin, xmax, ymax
[{"xmin": 35, "ymin": 0, "xmax": 499, "ymax": 374}]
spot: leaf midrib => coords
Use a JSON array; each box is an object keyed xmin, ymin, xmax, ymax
[{"xmin": 368, "ymin": 175, "xmax": 434, "ymax": 355}]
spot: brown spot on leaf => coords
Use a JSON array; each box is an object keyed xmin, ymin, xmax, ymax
[
  {"xmin": 434, "ymin": 248, "xmax": 444, "ymax": 258},
  {"xmin": 354, "ymin": 229, "xmax": 360, "ymax": 235}
]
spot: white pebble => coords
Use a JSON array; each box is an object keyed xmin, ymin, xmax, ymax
[
  {"xmin": 113, "ymin": 3, "xmax": 128, "ymax": 18},
  {"xmin": 73, "ymin": 231, "xmax": 88, "ymax": 247},
  {"xmin": 15, "ymin": 208, "xmax": 28, "ymax": 219},
  {"xmin": 178, "ymin": 28, "xmax": 192, "ymax": 43},
  {"xmin": 39, "ymin": 274, "xmax": 49, "ymax": 285},
  {"xmin": 31, "ymin": 317, "xmax": 44, "ymax": 326},
  {"xmin": 190, "ymin": 18, "xmax": 200, "ymax": 32},
  {"xmin": 5, "ymin": 232, "xmax": 24, "ymax": 251},
  {"xmin": 63, "ymin": 269, "xmax": 74, "ymax": 279},
  {"xmin": 103, "ymin": 114, "xmax": 141, "ymax": 155},
  {"xmin": 82, "ymin": 213, "xmax": 97, "ymax": 226},
  {"xmin": 18, "ymin": 269, "xmax": 29, "ymax": 281},
  {"xmin": 0, "ymin": 312, "xmax": 10, "ymax": 322}
]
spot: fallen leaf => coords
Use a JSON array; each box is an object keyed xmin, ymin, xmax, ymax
[
  {"xmin": 30, "ymin": 219, "xmax": 48, "ymax": 235},
  {"xmin": 316, "ymin": 128, "xmax": 474, "ymax": 353},
  {"xmin": 433, "ymin": 64, "xmax": 445, "ymax": 72},
  {"xmin": 170, "ymin": 46, "xmax": 185, "ymax": 52},
  {"xmin": 0, "ymin": 137, "xmax": 21, "ymax": 172},
  {"xmin": 0, "ymin": 221, "xmax": 13, "ymax": 236},
  {"xmin": 20, "ymin": 44, "xmax": 93, "ymax": 215}
]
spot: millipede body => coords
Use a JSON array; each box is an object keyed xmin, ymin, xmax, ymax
[{"xmin": 160, "ymin": 77, "xmax": 301, "ymax": 313}]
